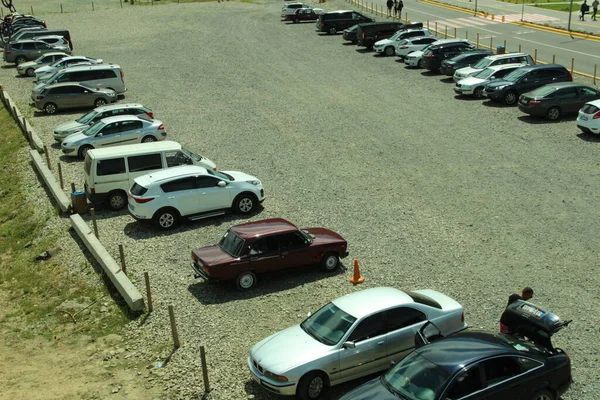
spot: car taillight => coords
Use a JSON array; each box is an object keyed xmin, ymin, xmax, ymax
[
  {"xmin": 529, "ymin": 100, "xmax": 541, "ymax": 105},
  {"xmin": 593, "ymin": 111, "xmax": 600, "ymax": 119},
  {"xmin": 157, "ymin": 124, "xmax": 164, "ymax": 130},
  {"xmin": 146, "ymin": 111, "xmax": 154, "ymax": 119},
  {"xmin": 362, "ymin": 32, "xmax": 365, "ymax": 39},
  {"xmin": 569, "ymin": 72, "xmax": 573, "ymax": 81},
  {"xmin": 203, "ymin": 266, "xmax": 211, "ymax": 276},
  {"xmin": 63, "ymin": 39, "xmax": 68, "ymax": 44},
  {"xmin": 132, "ymin": 196, "xmax": 155, "ymax": 204},
  {"xmin": 120, "ymin": 69, "xmax": 124, "ymax": 84},
  {"xmin": 4, "ymin": 50, "xmax": 10, "ymax": 54},
  {"xmin": 36, "ymin": 95, "xmax": 44, "ymax": 100},
  {"xmin": 42, "ymin": 21, "xmax": 46, "ymax": 27},
  {"xmin": 461, "ymin": 312, "xmax": 464, "ymax": 323},
  {"xmin": 90, "ymin": 187, "xmax": 95, "ymax": 194},
  {"xmin": 400, "ymin": 45, "xmax": 408, "ymax": 49},
  {"xmin": 321, "ymin": 21, "xmax": 324, "ymax": 27}
]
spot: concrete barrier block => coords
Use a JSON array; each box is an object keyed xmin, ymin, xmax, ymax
[
  {"xmin": 70, "ymin": 214, "xmax": 145, "ymax": 311},
  {"xmin": 28, "ymin": 126, "xmax": 45, "ymax": 153},
  {"xmin": 29, "ymin": 149, "xmax": 71, "ymax": 213}
]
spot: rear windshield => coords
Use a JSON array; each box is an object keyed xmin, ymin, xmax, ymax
[
  {"xmin": 581, "ymin": 103, "xmax": 600, "ymax": 114},
  {"xmin": 473, "ymin": 57, "xmax": 494, "ymax": 69},
  {"xmin": 496, "ymin": 333, "xmax": 547, "ymax": 356},
  {"xmin": 407, "ymin": 291, "xmax": 442, "ymax": 309},
  {"xmin": 529, "ymin": 85, "xmax": 557, "ymax": 98},
  {"xmin": 130, "ymin": 183, "xmax": 148, "ymax": 196}
]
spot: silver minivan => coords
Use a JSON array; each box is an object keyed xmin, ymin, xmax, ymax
[{"xmin": 32, "ymin": 64, "xmax": 126, "ymax": 94}]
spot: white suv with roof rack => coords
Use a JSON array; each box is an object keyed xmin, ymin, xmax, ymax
[{"xmin": 453, "ymin": 52, "xmax": 534, "ymax": 82}]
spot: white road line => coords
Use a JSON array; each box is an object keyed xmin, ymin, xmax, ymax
[{"xmin": 517, "ymin": 37, "xmax": 600, "ymax": 59}]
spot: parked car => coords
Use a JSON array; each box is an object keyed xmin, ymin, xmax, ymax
[
  {"xmin": 190, "ymin": 218, "xmax": 348, "ymax": 290},
  {"xmin": 342, "ymin": 24, "xmax": 359, "ymax": 43},
  {"xmin": 373, "ymin": 28, "xmax": 430, "ymax": 56},
  {"xmin": 248, "ymin": 287, "xmax": 467, "ymax": 399},
  {"xmin": 281, "ymin": 3, "xmax": 310, "ymax": 18},
  {"xmin": 289, "ymin": 8, "xmax": 323, "ymax": 23},
  {"xmin": 7, "ymin": 16, "xmax": 46, "ymax": 34},
  {"xmin": 439, "ymin": 50, "xmax": 493, "ymax": 76},
  {"xmin": 357, "ymin": 22, "xmax": 419, "ymax": 50},
  {"xmin": 34, "ymin": 64, "xmax": 126, "ymax": 95},
  {"xmin": 316, "ymin": 10, "xmax": 374, "ymax": 35},
  {"xmin": 1, "ymin": 25, "xmax": 45, "ymax": 42},
  {"xmin": 9, "ymin": 29, "xmax": 72, "ymax": 50},
  {"xmin": 577, "ymin": 99, "xmax": 600, "ymax": 134},
  {"xmin": 53, "ymin": 103, "xmax": 154, "ymax": 141},
  {"xmin": 61, "ymin": 114, "xmax": 165, "ymax": 158},
  {"xmin": 518, "ymin": 82, "xmax": 600, "ymax": 121},
  {"xmin": 454, "ymin": 63, "xmax": 524, "ymax": 98},
  {"xmin": 2, "ymin": 39, "xmax": 63, "ymax": 64},
  {"xmin": 31, "ymin": 82, "xmax": 117, "ymax": 115},
  {"xmin": 394, "ymin": 36, "xmax": 437, "ymax": 59},
  {"xmin": 453, "ymin": 52, "xmax": 534, "ymax": 82},
  {"xmin": 33, "ymin": 35, "xmax": 70, "ymax": 53},
  {"xmin": 16, "ymin": 51, "xmax": 68, "ymax": 77},
  {"xmin": 484, "ymin": 64, "xmax": 572, "ymax": 105},
  {"xmin": 128, "ymin": 165, "xmax": 265, "ymax": 229},
  {"xmin": 34, "ymin": 55, "xmax": 103, "ymax": 81},
  {"xmin": 404, "ymin": 39, "xmax": 471, "ymax": 67},
  {"xmin": 421, "ymin": 41, "xmax": 475, "ymax": 72}
]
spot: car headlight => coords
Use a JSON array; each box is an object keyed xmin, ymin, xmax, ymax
[
  {"xmin": 247, "ymin": 180, "xmax": 261, "ymax": 186},
  {"xmin": 494, "ymin": 85, "xmax": 507, "ymax": 90},
  {"xmin": 264, "ymin": 371, "xmax": 288, "ymax": 382}
]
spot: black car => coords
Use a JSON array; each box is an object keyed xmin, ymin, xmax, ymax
[
  {"xmin": 518, "ymin": 82, "xmax": 600, "ymax": 121},
  {"xmin": 421, "ymin": 41, "xmax": 475, "ymax": 73},
  {"xmin": 342, "ymin": 24, "xmax": 359, "ymax": 43},
  {"xmin": 356, "ymin": 22, "xmax": 405, "ymax": 49},
  {"xmin": 316, "ymin": 10, "xmax": 373, "ymax": 35},
  {"xmin": 341, "ymin": 301, "xmax": 572, "ymax": 400},
  {"xmin": 484, "ymin": 64, "xmax": 572, "ymax": 105},
  {"xmin": 439, "ymin": 50, "xmax": 494, "ymax": 76}
]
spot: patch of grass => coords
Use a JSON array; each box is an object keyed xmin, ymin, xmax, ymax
[{"xmin": 532, "ymin": 2, "xmax": 579, "ymax": 11}]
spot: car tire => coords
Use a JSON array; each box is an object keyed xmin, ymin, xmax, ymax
[
  {"xmin": 297, "ymin": 371, "xmax": 326, "ymax": 400},
  {"xmin": 530, "ymin": 389, "xmax": 555, "ymax": 400},
  {"xmin": 352, "ymin": 39, "xmax": 357, "ymax": 44},
  {"xmin": 235, "ymin": 271, "xmax": 257, "ymax": 291},
  {"xmin": 94, "ymin": 98, "xmax": 107, "ymax": 107},
  {"xmin": 78, "ymin": 145, "xmax": 93, "ymax": 159},
  {"xmin": 26, "ymin": 68, "xmax": 35, "ymax": 77},
  {"xmin": 107, "ymin": 190, "xmax": 127, "ymax": 211},
  {"xmin": 15, "ymin": 55, "xmax": 27, "ymax": 65},
  {"xmin": 44, "ymin": 102, "xmax": 58, "ymax": 114},
  {"xmin": 153, "ymin": 208, "xmax": 179, "ymax": 230},
  {"xmin": 473, "ymin": 86, "xmax": 484, "ymax": 99},
  {"xmin": 233, "ymin": 193, "xmax": 256, "ymax": 214},
  {"xmin": 292, "ymin": 18, "xmax": 298, "ymax": 23},
  {"xmin": 320, "ymin": 253, "xmax": 340, "ymax": 272},
  {"xmin": 141, "ymin": 136, "xmax": 157, "ymax": 143},
  {"xmin": 546, "ymin": 106, "xmax": 561, "ymax": 121},
  {"xmin": 328, "ymin": 27, "xmax": 337, "ymax": 35},
  {"xmin": 504, "ymin": 91, "xmax": 518, "ymax": 106},
  {"xmin": 384, "ymin": 46, "xmax": 395, "ymax": 56}
]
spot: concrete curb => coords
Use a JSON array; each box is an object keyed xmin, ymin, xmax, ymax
[
  {"xmin": 70, "ymin": 214, "xmax": 145, "ymax": 312},
  {"xmin": 29, "ymin": 149, "xmax": 72, "ymax": 213}
]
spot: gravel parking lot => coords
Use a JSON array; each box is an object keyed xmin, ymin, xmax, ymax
[{"xmin": 2, "ymin": 1, "xmax": 600, "ymax": 399}]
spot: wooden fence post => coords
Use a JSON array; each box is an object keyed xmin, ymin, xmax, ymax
[
  {"xmin": 476, "ymin": 33, "xmax": 479, "ymax": 49},
  {"xmin": 168, "ymin": 305, "xmax": 181, "ymax": 349},
  {"xmin": 570, "ymin": 58, "xmax": 574, "ymax": 74},
  {"xmin": 44, "ymin": 145, "xmax": 52, "ymax": 170},
  {"xmin": 200, "ymin": 346, "xmax": 211, "ymax": 393},
  {"xmin": 58, "ymin": 162, "xmax": 64, "ymax": 189},
  {"xmin": 534, "ymin": 48, "xmax": 537, "ymax": 63},
  {"xmin": 594, "ymin": 64, "xmax": 597, "ymax": 85},
  {"xmin": 61, "ymin": 4, "xmax": 63, "ymax": 13},
  {"xmin": 119, "ymin": 244, "xmax": 127, "ymax": 274},
  {"xmin": 90, "ymin": 208, "xmax": 99, "ymax": 238},
  {"xmin": 144, "ymin": 272, "xmax": 153, "ymax": 312}
]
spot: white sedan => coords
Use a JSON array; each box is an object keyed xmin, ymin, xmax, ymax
[
  {"xmin": 394, "ymin": 36, "xmax": 438, "ymax": 59},
  {"xmin": 248, "ymin": 287, "xmax": 467, "ymax": 399},
  {"xmin": 35, "ymin": 56, "xmax": 103, "ymax": 82},
  {"xmin": 577, "ymin": 99, "xmax": 600, "ymax": 134}
]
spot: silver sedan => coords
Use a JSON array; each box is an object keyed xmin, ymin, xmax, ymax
[{"xmin": 248, "ymin": 287, "xmax": 467, "ymax": 399}]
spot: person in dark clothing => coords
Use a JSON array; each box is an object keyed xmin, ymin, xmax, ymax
[
  {"xmin": 500, "ymin": 287, "xmax": 534, "ymax": 332},
  {"xmin": 592, "ymin": 0, "xmax": 598, "ymax": 20},
  {"xmin": 580, "ymin": 0, "xmax": 590, "ymax": 20},
  {"xmin": 393, "ymin": 0, "xmax": 399, "ymax": 17},
  {"xmin": 398, "ymin": 0, "xmax": 404, "ymax": 19},
  {"xmin": 387, "ymin": 0, "xmax": 394, "ymax": 16}
]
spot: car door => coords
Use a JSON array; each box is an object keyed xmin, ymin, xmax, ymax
[
  {"xmin": 478, "ymin": 356, "xmax": 543, "ymax": 400},
  {"xmin": 119, "ymin": 120, "xmax": 144, "ymax": 144},
  {"xmin": 65, "ymin": 85, "xmax": 90, "ymax": 108},
  {"xmin": 46, "ymin": 86, "xmax": 70, "ymax": 109},
  {"xmin": 21, "ymin": 42, "xmax": 37, "ymax": 59},
  {"xmin": 245, "ymin": 235, "xmax": 281, "ymax": 274},
  {"xmin": 94, "ymin": 122, "xmax": 122, "ymax": 148},
  {"xmin": 339, "ymin": 312, "xmax": 388, "ymax": 381},
  {"xmin": 277, "ymin": 231, "xmax": 312, "ymax": 269},
  {"xmin": 384, "ymin": 307, "xmax": 427, "ymax": 364},
  {"xmin": 160, "ymin": 177, "xmax": 201, "ymax": 216},
  {"xmin": 577, "ymin": 87, "xmax": 600, "ymax": 111},
  {"xmin": 517, "ymin": 71, "xmax": 543, "ymax": 94},
  {"xmin": 553, "ymin": 87, "xmax": 579, "ymax": 114},
  {"xmin": 194, "ymin": 175, "xmax": 231, "ymax": 212},
  {"xmin": 442, "ymin": 364, "xmax": 486, "ymax": 400}
]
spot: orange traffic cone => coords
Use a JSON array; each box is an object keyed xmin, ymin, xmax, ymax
[{"xmin": 350, "ymin": 258, "xmax": 365, "ymax": 284}]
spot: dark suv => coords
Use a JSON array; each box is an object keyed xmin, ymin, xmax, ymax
[
  {"xmin": 439, "ymin": 50, "xmax": 494, "ymax": 76},
  {"xmin": 484, "ymin": 64, "xmax": 572, "ymax": 105},
  {"xmin": 421, "ymin": 41, "xmax": 475, "ymax": 73},
  {"xmin": 316, "ymin": 10, "xmax": 374, "ymax": 35},
  {"xmin": 356, "ymin": 21, "xmax": 423, "ymax": 49}
]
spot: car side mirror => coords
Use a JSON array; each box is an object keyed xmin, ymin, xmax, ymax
[
  {"xmin": 218, "ymin": 181, "xmax": 226, "ymax": 187},
  {"xmin": 343, "ymin": 341, "xmax": 356, "ymax": 349},
  {"xmin": 96, "ymin": 133, "xmax": 103, "ymax": 137},
  {"xmin": 84, "ymin": 91, "xmax": 89, "ymax": 93}
]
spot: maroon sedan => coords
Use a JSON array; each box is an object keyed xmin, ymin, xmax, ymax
[
  {"xmin": 288, "ymin": 8, "xmax": 323, "ymax": 23},
  {"xmin": 190, "ymin": 218, "xmax": 348, "ymax": 290}
]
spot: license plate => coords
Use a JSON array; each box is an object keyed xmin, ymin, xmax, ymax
[{"xmin": 580, "ymin": 116, "xmax": 588, "ymax": 121}]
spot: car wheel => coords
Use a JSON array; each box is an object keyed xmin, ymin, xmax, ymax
[
  {"xmin": 328, "ymin": 27, "xmax": 337, "ymax": 35},
  {"xmin": 352, "ymin": 39, "xmax": 357, "ymax": 44},
  {"xmin": 153, "ymin": 208, "xmax": 179, "ymax": 230},
  {"xmin": 15, "ymin": 55, "xmax": 27, "ymax": 65},
  {"xmin": 297, "ymin": 371, "xmax": 326, "ymax": 400},
  {"xmin": 141, "ymin": 136, "xmax": 157, "ymax": 143},
  {"xmin": 292, "ymin": 18, "xmax": 298, "ymax": 23},
  {"xmin": 26, "ymin": 68, "xmax": 35, "ymax": 77},
  {"xmin": 473, "ymin": 86, "xmax": 484, "ymax": 99},
  {"xmin": 233, "ymin": 194, "xmax": 256, "ymax": 214},
  {"xmin": 530, "ymin": 389, "xmax": 555, "ymax": 400},
  {"xmin": 504, "ymin": 91, "xmax": 518, "ymax": 106},
  {"xmin": 107, "ymin": 190, "xmax": 127, "ymax": 211},
  {"xmin": 44, "ymin": 102, "xmax": 58, "ymax": 114},
  {"xmin": 235, "ymin": 271, "xmax": 257, "ymax": 291},
  {"xmin": 94, "ymin": 98, "xmax": 107, "ymax": 107},
  {"xmin": 546, "ymin": 106, "xmax": 561, "ymax": 121},
  {"xmin": 78, "ymin": 145, "xmax": 93, "ymax": 159},
  {"xmin": 384, "ymin": 46, "xmax": 395, "ymax": 56},
  {"xmin": 320, "ymin": 253, "xmax": 340, "ymax": 272}
]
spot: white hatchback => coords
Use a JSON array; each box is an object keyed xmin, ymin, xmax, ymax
[
  {"xmin": 394, "ymin": 36, "xmax": 437, "ymax": 59},
  {"xmin": 373, "ymin": 29, "xmax": 431, "ymax": 57},
  {"xmin": 577, "ymin": 99, "xmax": 600, "ymax": 134},
  {"xmin": 128, "ymin": 165, "xmax": 265, "ymax": 230}
]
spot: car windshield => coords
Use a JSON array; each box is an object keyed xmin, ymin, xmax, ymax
[
  {"xmin": 80, "ymin": 83, "xmax": 95, "ymax": 91},
  {"xmin": 529, "ymin": 85, "xmax": 557, "ymax": 97},
  {"xmin": 218, "ymin": 229, "xmax": 246, "ymax": 257},
  {"xmin": 300, "ymin": 302, "xmax": 356, "ymax": 346},
  {"xmin": 77, "ymin": 110, "xmax": 100, "ymax": 124},
  {"xmin": 496, "ymin": 333, "xmax": 547, "ymax": 355},
  {"xmin": 83, "ymin": 121, "xmax": 105, "ymax": 136},
  {"xmin": 389, "ymin": 30, "xmax": 404, "ymax": 41},
  {"xmin": 383, "ymin": 352, "xmax": 451, "ymax": 400},
  {"xmin": 207, "ymin": 170, "xmax": 233, "ymax": 181},
  {"xmin": 474, "ymin": 67, "xmax": 497, "ymax": 80},
  {"xmin": 33, "ymin": 54, "xmax": 46, "ymax": 63},
  {"xmin": 181, "ymin": 146, "xmax": 204, "ymax": 162},
  {"xmin": 503, "ymin": 68, "xmax": 530, "ymax": 82},
  {"xmin": 472, "ymin": 57, "xmax": 494, "ymax": 69}
]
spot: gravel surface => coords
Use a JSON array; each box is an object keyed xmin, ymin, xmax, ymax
[{"xmin": 2, "ymin": 1, "xmax": 599, "ymax": 399}]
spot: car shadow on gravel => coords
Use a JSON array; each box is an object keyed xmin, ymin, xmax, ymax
[
  {"xmin": 481, "ymin": 100, "xmax": 508, "ymax": 108},
  {"xmin": 342, "ymin": 42, "xmax": 356, "ymax": 46},
  {"xmin": 517, "ymin": 115, "xmax": 577, "ymax": 125},
  {"xmin": 187, "ymin": 263, "xmax": 347, "ymax": 305},
  {"xmin": 453, "ymin": 94, "xmax": 484, "ymax": 102},
  {"xmin": 355, "ymin": 48, "xmax": 373, "ymax": 54},
  {"xmin": 576, "ymin": 132, "xmax": 600, "ymax": 142},
  {"xmin": 439, "ymin": 77, "xmax": 454, "ymax": 83},
  {"xmin": 32, "ymin": 109, "xmax": 83, "ymax": 119},
  {"xmin": 420, "ymin": 71, "xmax": 439, "ymax": 77}
]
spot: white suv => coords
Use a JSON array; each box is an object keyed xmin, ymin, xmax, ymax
[
  {"xmin": 128, "ymin": 165, "xmax": 265, "ymax": 230},
  {"xmin": 281, "ymin": 3, "xmax": 310, "ymax": 18}
]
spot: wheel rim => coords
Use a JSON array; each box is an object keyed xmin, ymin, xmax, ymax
[
  {"xmin": 109, "ymin": 194, "xmax": 125, "ymax": 210},
  {"xmin": 548, "ymin": 108, "xmax": 560, "ymax": 120},
  {"xmin": 142, "ymin": 137, "xmax": 156, "ymax": 143},
  {"xmin": 26, "ymin": 68, "xmax": 35, "ymax": 77},
  {"xmin": 385, "ymin": 47, "xmax": 394, "ymax": 56},
  {"xmin": 535, "ymin": 394, "xmax": 552, "ymax": 400},
  {"xmin": 329, "ymin": 28, "xmax": 336, "ymax": 34},
  {"xmin": 45, "ymin": 104, "xmax": 56, "ymax": 114},
  {"xmin": 16, "ymin": 57, "xmax": 26, "ymax": 65},
  {"xmin": 159, "ymin": 213, "xmax": 174, "ymax": 228},
  {"xmin": 506, "ymin": 92, "xmax": 516, "ymax": 105},
  {"xmin": 325, "ymin": 255, "xmax": 337, "ymax": 270},
  {"xmin": 80, "ymin": 146, "xmax": 91, "ymax": 158},
  {"xmin": 474, "ymin": 87, "xmax": 483, "ymax": 98},
  {"xmin": 96, "ymin": 99, "xmax": 106, "ymax": 106},
  {"xmin": 239, "ymin": 274, "xmax": 254, "ymax": 289},
  {"xmin": 239, "ymin": 197, "xmax": 253, "ymax": 212},
  {"xmin": 307, "ymin": 376, "xmax": 324, "ymax": 398}
]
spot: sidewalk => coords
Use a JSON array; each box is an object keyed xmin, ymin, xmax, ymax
[{"xmin": 421, "ymin": 0, "xmax": 600, "ymax": 36}]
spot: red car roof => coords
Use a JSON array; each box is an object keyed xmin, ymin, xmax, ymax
[{"xmin": 231, "ymin": 218, "xmax": 299, "ymax": 239}]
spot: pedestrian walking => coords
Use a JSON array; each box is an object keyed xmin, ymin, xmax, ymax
[
  {"xmin": 592, "ymin": 0, "xmax": 598, "ymax": 20},
  {"xmin": 393, "ymin": 0, "xmax": 399, "ymax": 17},
  {"xmin": 398, "ymin": 0, "xmax": 404, "ymax": 19},
  {"xmin": 387, "ymin": 0, "xmax": 393, "ymax": 16},
  {"xmin": 580, "ymin": 0, "xmax": 590, "ymax": 20}
]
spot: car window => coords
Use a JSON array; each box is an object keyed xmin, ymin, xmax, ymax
[
  {"xmin": 348, "ymin": 312, "xmax": 386, "ymax": 342},
  {"xmin": 127, "ymin": 153, "xmax": 162, "ymax": 173},
  {"xmin": 120, "ymin": 120, "xmax": 143, "ymax": 132},
  {"xmin": 195, "ymin": 176, "xmax": 220, "ymax": 188},
  {"xmin": 165, "ymin": 151, "xmax": 193, "ymax": 167},
  {"xmin": 22, "ymin": 42, "xmax": 36, "ymax": 50},
  {"xmin": 481, "ymin": 357, "xmax": 522, "ymax": 387},
  {"xmin": 161, "ymin": 177, "xmax": 196, "ymax": 193},
  {"xmin": 249, "ymin": 236, "xmax": 279, "ymax": 256},
  {"xmin": 101, "ymin": 69, "xmax": 117, "ymax": 78},
  {"xmin": 278, "ymin": 232, "xmax": 308, "ymax": 250},
  {"xmin": 579, "ymin": 87, "xmax": 598, "ymax": 96},
  {"xmin": 446, "ymin": 366, "xmax": 484, "ymax": 399},
  {"xmin": 96, "ymin": 157, "xmax": 126, "ymax": 176},
  {"xmin": 41, "ymin": 55, "xmax": 52, "ymax": 63},
  {"xmin": 386, "ymin": 307, "xmax": 426, "ymax": 332},
  {"xmin": 100, "ymin": 123, "xmax": 120, "ymax": 136},
  {"xmin": 67, "ymin": 86, "xmax": 87, "ymax": 94},
  {"xmin": 555, "ymin": 87, "xmax": 578, "ymax": 99},
  {"xmin": 48, "ymin": 87, "xmax": 70, "ymax": 95}
]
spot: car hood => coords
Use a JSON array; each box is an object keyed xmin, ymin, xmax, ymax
[
  {"xmin": 55, "ymin": 120, "xmax": 88, "ymax": 134},
  {"xmin": 17, "ymin": 60, "xmax": 37, "ymax": 70},
  {"xmin": 251, "ymin": 325, "xmax": 331, "ymax": 373},
  {"xmin": 456, "ymin": 66, "xmax": 480, "ymax": 76},
  {"xmin": 192, "ymin": 245, "xmax": 236, "ymax": 266},
  {"xmin": 457, "ymin": 76, "xmax": 487, "ymax": 87},
  {"xmin": 339, "ymin": 377, "xmax": 396, "ymax": 400},
  {"xmin": 32, "ymin": 82, "xmax": 46, "ymax": 93},
  {"xmin": 62, "ymin": 131, "xmax": 88, "ymax": 144},
  {"xmin": 374, "ymin": 39, "xmax": 394, "ymax": 47},
  {"xmin": 486, "ymin": 79, "xmax": 512, "ymax": 89},
  {"xmin": 305, "ymin": 227, "xmax": 345, "ymax": 245},
  {"xmin": 222, "ymin": 170, "xmax": 259, "ymax": 182},
  {"xmin": 35, "ymin": 65, "xmax": 54, "ymax": 75}
]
